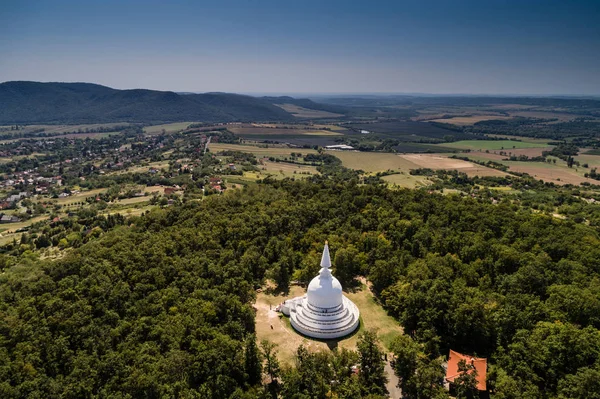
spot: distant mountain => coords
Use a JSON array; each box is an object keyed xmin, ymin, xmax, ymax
[{"xmin": 0, "ymin": 81, "xmax": 295, "ymax": 124}]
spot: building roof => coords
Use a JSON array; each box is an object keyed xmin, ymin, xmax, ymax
[
  {"xmin": 325, "ymin": 144, "xmax": 354, "ymax": 150},
  {"xmin": 445, "ymin": 350, "xmax": 487, "ymax": 391}
]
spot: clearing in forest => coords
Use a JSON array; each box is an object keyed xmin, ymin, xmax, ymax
[
  {"xmin": 382, "ymin": 173, "xmax": 432, "ymax": 188},
  {"xmin": 255, "ymin": 283, "xmax": 403, "ymax": 365}
]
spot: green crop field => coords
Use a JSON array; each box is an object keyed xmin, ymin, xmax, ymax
[
  {"xmin": 328, "ymin": 151, "xmax": 419, "ymax": 172},
  {"xmin": 382, "ymin": 173, "xmax": 432, "ymax": 188},
  {"xmin": 209, "ymin": 143, "xmax": 318, "ymax": 157},
  {"xmin": 441, "ymin": 140, "xmax": 550, "ymax": 151},
  {"xmin": 144, "ymin": 122, "xmax": 197, "ymax": 135}
]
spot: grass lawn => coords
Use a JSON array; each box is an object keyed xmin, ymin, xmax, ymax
[
  {"xmin": 113, "ymin": 161, "xmax": 170, "ymax": 174},
  {"xmin": 53, "ymin": 188, "xmax": 107, "ymax": 205},
  {"xmin": 442, "ymin": 140, "xmax": 549, "ymax": 151},
  {"xmin": 255, "ymin": 281, "xmax": 404, "ymax": 365},
  {"xmin": 114, "ymin": 196, "xmax": 151, "ymax": 205}
]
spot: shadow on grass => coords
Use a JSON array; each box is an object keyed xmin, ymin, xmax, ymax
[
  {"xmin": 264, "ymin": 285, "xmax": 290, "ymax": 296},
  {"xmin": 280, "ymin": 313, "xmax": 364, "ymax": 352}
]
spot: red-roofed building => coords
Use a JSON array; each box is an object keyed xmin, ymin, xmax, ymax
[{"xmin": 445, "ymin": 350, "xmax": 487, "ymax": 391}]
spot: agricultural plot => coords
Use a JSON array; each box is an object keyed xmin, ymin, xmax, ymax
[
  {"xmin": 0, "ymin": 215, "xmax": 49, "ymax": 244},
  {"xmin": 501, "ymin": 161, "xmax": 597, "ymax": 185},
  {"xmin": 347, "ymin": 121, "xmax": 472, "ymax": 141},
  {"xmin": 484, "ymin": 134, "xmax": 553, "ymax": 145},
  {"xmin": 394, "ymin": 143, "xmax": 458, "ymax": 153},
  {"xmin": 259, "ymin": 160, "xmax": 318, "ymax": 178},
  {"xmin": 144, "ymin": 122, "xmax": 197, "ymax": 135},
  {"xmin": 209, "ymin": 143, "xmax": 317, "ymax": 157},
  {"xmin": 229, "ymin": 126, "xmax": 341, "ymax": 136},
  {"xmin": 429, "ymin": 115, "xmax": 513, "ymax": 125},
  {"xmin": 21, "ymin": 123, "xmax": 129, "ymax": 135},
  {"xmin": 509, "ymin": 111, "xmax": 587, "ymax": 122},
  {"xmin": 382, "ymin": 173, "xmax": 432, "ymax": 188},
  {"xmin": 274, "ymin": 103, "xmax": 344, "ymax": 119},
  {"xmin": 577, "ymin": 153, "xmax": 600, "ymax": 170},
  {"xmin": 400, "ymin": 154, "xmax": 507, "ymax": 177},
  {"xmin": 463, "ymin": 150, "xmax": 599, "ymax": 185},
  {"xmin": 50, "ymin": 132, "xmax": 120, "ymax": 139},
  {"xmin": 441, "ymin": 140, "xmax": 550, "ymax": 151},
  {"xmin": 52, "ymin": 188, "xmax": 107, "ymax": 205},
  {"xmin": 328, "ymin": 151, "xmax": 419, "ymax": 173}
]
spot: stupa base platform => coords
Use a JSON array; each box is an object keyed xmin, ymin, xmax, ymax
[{"xmin": 281, "ymin": 295, "xmax": 360, "ymax": 339}]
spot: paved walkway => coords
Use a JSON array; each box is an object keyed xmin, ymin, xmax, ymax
[{"xmin": 385, "ymin": 359, "xmax": 402, "ymax": 399}]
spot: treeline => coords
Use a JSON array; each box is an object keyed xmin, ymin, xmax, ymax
[
  {"xmin": 1, "ymin": 180, "xmax": 600, "ymax": 397},
  {"xmin": 464, "ymin": 117, "xmax": 600, "ymax": 141}
]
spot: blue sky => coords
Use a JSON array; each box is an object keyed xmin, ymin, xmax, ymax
[{"xmin": 1, "ymin": 0, "xmax": 599, "ymax": 95}]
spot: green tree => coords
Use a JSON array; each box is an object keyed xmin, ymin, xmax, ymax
[
  {"xmin": 454, "ymin": 359, "xmax": 478, "ymax": 399},
  {"xmin": 245, "ymin": 334, "xmax": 262, "ymax": 386},
  {"xmin": 357, "ymin": 330, "xmax": 388, "ymax": 396},
  {"xmin": 260, "ymin": 340, "xmax": 280, "ymax": 384},
  {"xmin": 333, "ymin": 245, "xmax": 360, "ymax": 288}
]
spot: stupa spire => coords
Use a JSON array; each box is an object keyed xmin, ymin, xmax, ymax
[{"xmin": 320, "ymin": 241, "xmax": 331, "ymax": 269}]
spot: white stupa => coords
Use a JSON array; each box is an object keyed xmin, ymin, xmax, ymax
[{"xmin": 280, "ymin": 242, "xmax": 360, "ymax": 339}]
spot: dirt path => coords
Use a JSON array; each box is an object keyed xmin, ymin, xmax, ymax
[{"xmin": 385, "ymin": 359, "xmax": 402, "ymax": 399}]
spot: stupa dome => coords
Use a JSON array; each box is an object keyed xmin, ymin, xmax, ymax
[
  {"xmin": 307, "ymin": 243, "xmax": 343, "ymax": 309},
  {"xmin": 279, "ymin": 242, "xmax": 360, "ymax": 339}
]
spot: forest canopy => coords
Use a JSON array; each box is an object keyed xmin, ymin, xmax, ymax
[{"xmin": 1, "ymin": 179, "xmax": 600, "ymax": 398}]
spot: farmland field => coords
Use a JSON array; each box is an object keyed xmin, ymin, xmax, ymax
[
  {"xmin": 501, "ymin": 161, "xmax": 597, "ymax": 185},
  {"xmin": 508, "ymin": 111, "xmax": 588, "ymax": 122},
  {"xmin": 22, "ymin": 123, "xmax": 130, "ymax": 134},
  {"xmin": 327, "ymin": 151, "xmax": 419, "ymax": 172},
  {"xmin": 348, "ymin": 121, "xmax": 472, "ymax": 141},
  {"xmin": 50, "ymin": 132, "xmax": 120, "ymax": 139},
  {"xmin": 484, "ymin": 134, "xmax": 553, "ymax": 144},
  {"xmin": 400, "ymin": 154, "xmax": 507, "ymax": 177},
  {"xmin": 441, "ymin": 140, "xmax": 550, "ymax": 151},
  {"xmin": 0, "ymin": 216, "xmax": 49, "ymax": 245},
  {"xmin": 429, "ymin": 115, "xmax": 513, "ymax": 125},
  {"xmin": 394, "ymin": 143, "xmax": 458, "ymax": 153},
  {"xmin": 449, "ymin": 149, "xmax": 600, "ymax": 186},
  {"xmin": 144, "ymin": 122, "xmax": 197, "ymax": 135},
  {"xmin": 209, "ymin": 143, "xmax": 318, "ymax": 157},
  {"xmin": 229, "ymin": 126, "xmax": 341, "ymax": 136},
  {"xmin": 382, "ymin": 173, "xmax": 432, "ymax": 188},
  {"xmin": 274, "ymin": 103, "xmax": 344, "ymax": 119}
]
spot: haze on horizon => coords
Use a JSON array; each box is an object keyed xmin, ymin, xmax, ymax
[{"xmin": 1, "ymin": 0, "xmax": 599, "ymax": 96}]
